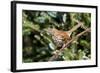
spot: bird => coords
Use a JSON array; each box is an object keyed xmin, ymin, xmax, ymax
[
  {"xmin": 46, "ymin": 22, "xmax": 83, "ymax": 48},
  {"xmin": 47, "ymin": 28, "xmax": 71, "ymax": 48}
]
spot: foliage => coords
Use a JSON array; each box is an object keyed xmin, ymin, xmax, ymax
[{"xmin": 22, "ymin": 10, "xmax": 91, "ymax": 62}]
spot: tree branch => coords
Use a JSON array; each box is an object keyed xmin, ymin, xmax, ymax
[
  {"xmin": 48, "ymin": 28, "xmax": 91, "ymax": 61},
  {"xmin": 67, "ymin": 22, "xmax": 83, "ymax": 36}
]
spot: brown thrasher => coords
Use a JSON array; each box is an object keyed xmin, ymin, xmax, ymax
[{"xmin": 46, "ymin": 22, "xmax": 83, "ymax": 48}]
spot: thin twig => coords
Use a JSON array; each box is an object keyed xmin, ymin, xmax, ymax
[
  {"xmin": 48, "ymin": 28, "xmax": 91, "ymax": 61},
  {"xmin": 67, "ymin": 22, "xmax": 83, "ymax": 36}
]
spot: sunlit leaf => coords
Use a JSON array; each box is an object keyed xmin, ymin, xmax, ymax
[{"xmin": 47, "ymin": 11, "xmax": 57, "ymax": 18}]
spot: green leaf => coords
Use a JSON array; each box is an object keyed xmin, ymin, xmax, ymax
[
  {"xmin": 23, "ymin": 20, "xmax": 40, "ymax": 32},
  {"xmin": 34, "ymin": 16, "xmax": 47, "ymax": 24},
  {"xmin": 63, "ymin": 49, "xmax": 75, "ymax": 60},
  {"xmin": 49, "ymin": 42, "xmax": 56, "ymax": 50},
  {"xmin": 80, "ymin": 40, "xmax": 90, "ymax": 49},
  {"xmin": 47, "ymin": 11, "xmax": 57, "ymax": 18}
]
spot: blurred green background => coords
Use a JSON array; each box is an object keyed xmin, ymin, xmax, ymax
[{"xmin": 22, "ymin": 10, "xmax": 91, "ymax": 62}]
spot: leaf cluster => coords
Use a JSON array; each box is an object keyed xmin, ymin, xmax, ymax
[{"xmin": 22, "ymin": 10, "xmax": 91, "ymax": 62}]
